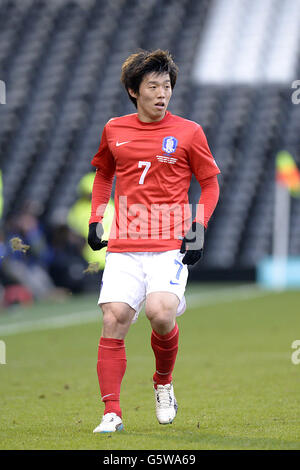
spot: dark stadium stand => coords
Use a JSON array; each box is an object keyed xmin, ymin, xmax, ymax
[{"xmin": 0, "ymin": 0, "xmax": 299, "ymax": 273}]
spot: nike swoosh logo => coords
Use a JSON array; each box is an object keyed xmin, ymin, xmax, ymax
[
  {"xmin": 170, "ymin": 281, "xmax": 180, "ymax": 285},
  {"xmin": 116, "ymin": 141, "xmax": 131, "ymax": 146}
]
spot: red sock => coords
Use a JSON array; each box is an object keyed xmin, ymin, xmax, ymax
[
  {"xmin": 151, "ymin": 323, "xmax": 179, "ymax": 388},
  {"xmin": 97, "ymin": 337, "xmax": 126, "ymax": 418}
]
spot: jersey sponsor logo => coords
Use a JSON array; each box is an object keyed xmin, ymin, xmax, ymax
[
  {"xmin": 116, "ymin": 140, "xmax": 131, "ymax": 146},
  {"xmin": 162, "ymin": 136, "xmax": 178, "ymax": 154},
  {"xmin": 156, "ymin": 155, "xmax": 177, "ymax": 164}
]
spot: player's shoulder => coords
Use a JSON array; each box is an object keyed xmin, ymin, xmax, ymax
[
  {"xmin": 105, "ymin": 113, "xmax": 137, "ymax": 128},
  {"xmin": 170, "ymin": 113, "xmax": 201, "ymax": 132}
]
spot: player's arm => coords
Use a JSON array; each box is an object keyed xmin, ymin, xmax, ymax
[
  {"xmin": 181, "ymin": 126, "xmax": 220, "ymax": 265},
  {"xmin": 195, "ymin": 175, "xmax": 220, "ymax": 229},
  {"xmin": 180, "ymin": 176, "xmax": 219, "ymax": 264},
  {"xmin": 88, "ymin": 169, "xmax": 114, "ymax": 250},
  {"xmin": 88, "ymin": 126, "xmax": 115, "ymax": 251}
]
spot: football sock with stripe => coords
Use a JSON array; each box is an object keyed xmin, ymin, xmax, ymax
[
  {"xmin": 151, "ymin": 323, "xmax": 179, "ymax": 388},
  {"xmin": 97, "ymin": 337, "xmax": 126, "ymax": 418}
]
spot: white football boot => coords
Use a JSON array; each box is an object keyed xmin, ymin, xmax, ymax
[
  {"xmin": 93, "ymin": 412, "xmax": 124, "ymax": 433},
  {"xmin": 154, "ymin": 383, "xmax": 178, "ymax": 424}
]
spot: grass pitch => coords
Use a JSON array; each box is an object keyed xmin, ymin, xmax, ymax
[{"xmin": 0, "ymin": 283, "xmax": 300, "ymax": 450}]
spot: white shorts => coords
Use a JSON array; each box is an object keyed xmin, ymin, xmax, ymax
[{"xmin": 98, "ymin": 250, "xmax": 189, "ymax": 323}]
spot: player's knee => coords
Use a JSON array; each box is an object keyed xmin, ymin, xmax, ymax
[
  {"xmin": 101, "ymin": 303, "xmax": 132, "ymax": 330},
  {"xmin": 146, "ymin": 294, "xmax": 178, "ymax": 320},
  {"xmin": 146, "ymin": 303, "xmax": 175, "ymax": 329}
]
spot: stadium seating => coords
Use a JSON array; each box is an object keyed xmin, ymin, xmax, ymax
[{"xmin": 0, "ymin": 0, "xmax": 299, "ymax": 270}]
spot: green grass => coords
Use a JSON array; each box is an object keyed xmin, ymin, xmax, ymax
[{"xmin": 0, "ymin": 285, "xmax": 300, "ymax": 450}]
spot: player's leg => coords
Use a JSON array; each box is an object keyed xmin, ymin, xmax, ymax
[
  {"xmin": 145, "ymin": 291, "xmax": 178, "ymax": 335},
  {"xmin": 93, "ymin": 251, "xmax": 145, "ymax": 433},
  {"xmin": 145, "ymin": 292, "xmax": 179, "ymax": 424},
  {"xmin": 93, "ymin": 301, "xmax": 135, "ymax": 433},
  {"xmin": 101, "ymin": 301, "xmax": 136, "ymax": 339},
  {"xmin": 146, "ymin": 292, "xmax": 179, "ymax": 387},
  {"xmin": 143, "ymin": 249, "xmax": 188, "ymax": 424}
]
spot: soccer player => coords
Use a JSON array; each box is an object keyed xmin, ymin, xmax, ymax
[{"xmin": 88, "ymin": 50, "xmax": 220, "ymax": 433}]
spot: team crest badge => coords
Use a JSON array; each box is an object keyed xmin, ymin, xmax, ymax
[{"xmin": 162, "ymin": 136, "xmax": 178, "ymax": 154}]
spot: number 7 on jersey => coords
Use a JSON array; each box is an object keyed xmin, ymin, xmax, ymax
[{"xmin": 138, "ymin": 161, "xmax": 151, "ymax": 185}]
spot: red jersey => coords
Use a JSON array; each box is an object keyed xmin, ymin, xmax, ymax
[{"xmin": 91, "ymin": 111, "xmax": 220, "ymax": 252}]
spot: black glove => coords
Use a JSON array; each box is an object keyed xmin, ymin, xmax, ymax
[
  {"xmin": 88, "ymin": 222, "xmax": 108, "ymax": 251},
  {"xmin": 180, "ymin": 221, "xmax": 205, "ymax": 265}
]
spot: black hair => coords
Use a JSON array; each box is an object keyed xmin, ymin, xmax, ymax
[{"xmin": 121, "ymin": 49, "xmax": 178, "ymax": 108}]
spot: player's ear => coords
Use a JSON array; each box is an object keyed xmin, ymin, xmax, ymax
[{"xmin": 128, "ymin": 88, "xmax": 138, "ymax": 99}]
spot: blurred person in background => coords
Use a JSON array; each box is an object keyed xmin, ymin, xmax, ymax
[
  {"xmin": 3, "ymin": 200, "xmax": 68, "ymax": 304},
  {"xmin": 48, "ymin": 212, "xmax": 89, "ymax": 294}
]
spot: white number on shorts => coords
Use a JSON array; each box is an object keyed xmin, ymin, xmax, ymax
[{"xmin": 138, "ymin": 161, "xmax": 151, "ymax": 184}]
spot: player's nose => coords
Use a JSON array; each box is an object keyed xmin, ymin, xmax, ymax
[{"xmin": 157, "ymin": 86, "xmax": 166, "ymax": 97}]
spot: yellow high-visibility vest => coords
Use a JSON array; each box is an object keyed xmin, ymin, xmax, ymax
[
  {"xmin": 68, "ymin": 196, "xmax": 114, "ymax": 269},
  {"xmin": 67, "ymin": 172, "xmax": 115, "ymax": 269}
]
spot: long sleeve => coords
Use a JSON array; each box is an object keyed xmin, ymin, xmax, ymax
[
  {"xmin": 89, "ymin": 123, "xmax": 115, "ymax": 224},
  {"xmin": 188, "ymin": 126, "xmax": 220, "ymax": 181},
  {"xmin": 194, "ymin": 175, "xmax": 219, "ymax": 228},
  {"xmin": 89, "ymin": 169, "xmax": 114, "ymax": 224}
]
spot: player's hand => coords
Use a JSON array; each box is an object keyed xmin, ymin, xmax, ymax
[
  {"xmin": 88, "ymin": 222, "xmax": 108, "ymax": 251},
  {"xmin": 180, "ymin": 221, "xmax": 205, "ymax": 265}
]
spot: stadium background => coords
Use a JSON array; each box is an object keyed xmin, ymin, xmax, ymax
[{"xmin": 0, "ymin": 0, "xmax": 300, "ymax": 451}]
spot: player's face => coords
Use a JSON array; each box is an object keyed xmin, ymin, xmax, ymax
[{"xmin": 130, "ymin": 72, "xmax": 172, "ymax": 123}]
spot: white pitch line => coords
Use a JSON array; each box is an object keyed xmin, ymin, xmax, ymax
[
  {"xmin": 0, "ymin": 310, "xmax": 100, "ymax": 336},
  {"xmin": 187, "ymin": 284, "xmax": 274, "ymax": 308},
  {"xmin": 0, "ymin": 285, "xmax": 276, "ymax": 337}
]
